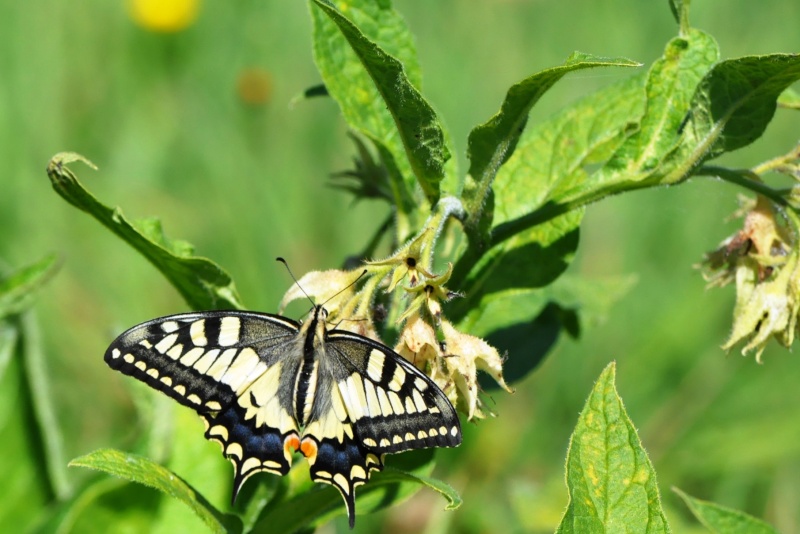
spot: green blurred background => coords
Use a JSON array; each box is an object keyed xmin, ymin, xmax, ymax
[{"xmin": 1, "ymin": 0, "xmax": 799, "ymax": 531}]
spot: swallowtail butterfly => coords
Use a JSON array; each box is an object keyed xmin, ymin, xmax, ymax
[{"xmin": 105, "ymin": 305, "xmax": 462, "ymax": 527}]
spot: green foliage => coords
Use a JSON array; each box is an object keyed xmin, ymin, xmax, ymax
[
  {"xmin": 674, "ymin": 488, "xmax": 780, "ymax": 534},
  {"xmin": 0, "ymin": 258, "xmax": 62, "ymax": 529},
  {"xmin": 557, "ymin": 363, "xmax": 669, "ymax": 533},
  {"xmin": 46, "ymin": 153, "xmax": 242, "ymax": 311},
  {"xmin": 69, "ymin": 449, "xmax": 240, "ymax": 534},
  {"xmin": 3, "ymin": 0, "xmax": 799, "ymax": 531}
]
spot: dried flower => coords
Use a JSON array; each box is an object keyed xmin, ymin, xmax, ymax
[
  {"xmin": 702, "ymin": 195, "xmax": 800, "ymax": 361},
  {"xmin": 394, "ymin": 313, "xmax": 512, "ymax": 420}
]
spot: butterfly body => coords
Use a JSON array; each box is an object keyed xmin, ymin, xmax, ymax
[{"xmin": 105, "ymin": 305, "xmax": 461, "ymax": 527}]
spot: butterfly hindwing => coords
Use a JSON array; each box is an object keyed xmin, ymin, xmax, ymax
[
  {"xmin": 105, "ymin": 311, "xmax": 305, "ymax": 497},
  {"xmin": 300, "ymin": 331, "xmax": 462, "ymax": 525}
]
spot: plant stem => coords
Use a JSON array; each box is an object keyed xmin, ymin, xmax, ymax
[{"xmin": 695, "ymin": 165, "xmax": 796, "ymax": 212}]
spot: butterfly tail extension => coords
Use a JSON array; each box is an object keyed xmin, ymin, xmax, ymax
[
  {"xmin": 202, "ymin": 406, "xmax": 296, "ymax": 505},
  {"xmin": 307, "ymin": 435, "xmax": 384, "ymax": 528}
]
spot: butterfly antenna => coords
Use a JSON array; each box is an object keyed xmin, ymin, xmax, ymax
[
  {"xmin": 276, "ymin": 257, "xmax": 315, "ymax": 308},
  {"xmin": 321, "ymin": 269, "xmax": 368, "ymax": 308}
]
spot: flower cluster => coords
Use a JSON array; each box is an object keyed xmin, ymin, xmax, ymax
[
  {"xmin": 280, "ymin": 228, "xmax": 511, "ymax": 419},
  {"xmin": 699, "ymin": 195, "xmax": 800, "ymax": 361}
]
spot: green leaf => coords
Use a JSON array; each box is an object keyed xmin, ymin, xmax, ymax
[
  {"xmin": 451, "ymin": 72, "xmax": 647, "ymax": 291},
  {"xmin": 20, "ymin": 312, "xmax": 72, "ymax": 500},
  {"xmin": 30, "ymin": 478, "xmax": 156, "ymax": 534},
  {"xmin": 251, "ymin": 448, "xmax": 455, "ymax": 531},
  {"xmin": 457, "ymin": 274, "xmax": 637, "ymax": 383},
  {"xmin": 556, "ymin": 363, "xmax": 670, "ymax": 533},
  {"xmin": 672, "ymin": 54, "xmax": 800, "ymax": 173},
  {"xmin": 673, "ymin": 487, "xmax": 779, "ymax": 534},
  {"xmin": 46, "ymin": 153, "xmax": 243, "ymax": 311},
  {"xmin": 0, "ymin": 321, "xmax": 17, "ymax": 380},
  {"xmin": 555, "ymin": 29, "xmax": 719, "ymax": 204},
  {"xmin": 463, "ymin": 52, "xmax": 640, "ymax": 241},
  {"xmin": 0, "ymin": 328, "xmax": 50, "ymax": 532},
  {"xmin": 69, "ymin": 448, "xmax": 241, "ymax": 534},
  {"xmin": 0, "ymin": 254, "xmax": 60, "ymax": 319},
  {"xmin": 461, "ymin": 273, "xmax": 637, "ymax": 339},
  {"xmin": 310, "ymin": 0, "xmax": 451, "ymax": 207},
  {"xmin": 152, "ymin": 408, "xmax": 235, "ymax": 534},
  {"xmin": 458, "ymin": 29, "xmax": 718, "ymax": 270},
  {"xmin": 778, "ymin": 86, "xmax": 800, "ymax": 109},
  {"xmin": 451, "ymin": 210, "xmax": 582, "ymax": 321}
]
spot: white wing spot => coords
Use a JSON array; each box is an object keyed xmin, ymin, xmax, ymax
[
  {"xmin": 363, "ymin": 437, "xmax": 377, "ymax": 447},
  {"xmin": 209, "ymin": 425, "xmax": 228, "ymax": 440},
  {"xmin": 429, "ymin": 428, "xmax": 439, "ymax": 437},
  {"xmin": 154, "ymin": 333, "xmax": 178, "ymax": 354},
  {"xmin": 333, "ymin": 474, "xmax": 350, "ymax": 494},
  {"xmin": 160, "ymin": 376, "xmax": 173, "ymax": 387},
  {"xmin": 389, "ymin": 366, "xmax": 406, "ymax": 391},
  {"xmin": 379, "ymin": 438, "xmax": 390, "ymax": 447},
  {"xmin": 208, "ymin": 348, "xmax": 237, "ymax": 379},
  {"xmin": 451, "ymin": 426, "xmax": 458, "ymax": 437},
  {"xmin": 174, "ymin": 384, "xmax": 186, "ymax": 396},
  {"xmin": 264, "ymin": 460, "xmax": 283, "ymax": 471},
  {"xmin": 366, "ymin": 349, "xmax": 385, "ymax": 382},
  {"xmin": 139, "ymin": 340, "xmax": 152, "ymax": 349},
  {"xmin": 161, "ymin": 321, "xmax": 180, "ymax": 333},
  {"xmin": 134, "ymin": 361, "xmax": 147, "ymax": 371},
  {"xmin": 220, "ymin": 347, "xmax": 260, "ymax": 392},
  {"xmin": 241, "ymin": 457, "xmax": 262, "ymax": 475},
  {"xmin": 166, "ymin": 343, "xmax": 184, "ymax": 360},
  {"xmin": 388, "ymin": 391, "xmax": 404, "ymax": 415},
  {"xmin": 187, "ymin": 394, "xmax": 202, "ymax": 404},
  {"xmin": 392, "ymin": 435, "xmax": 402, "ymax": 444},
  {"xmin": 179, "ymin": 346, "xmax": 205, "ymax": 366},
  {"xmin": 345, "ymin": 374, "xmax": 367, "ymax": 420},
  {"xmin": 412, "ymin": 389, "xmax": 427, "ymax": 413},
  {"xmin": 190, "ymin": 320, "xmax": 208, "ymax": 346},
  {"xmin": 364, "ymin": 380, "xmax": 381, "ymax": 416},
  {"xmin": 193, "ymin": 349, "xmax": 221, "ymax": 374},
  {"xmin": 350, "ymin": 464, "xmax": 366, "ymax": 480},
  {"xmin": 111, "ymin": 348, "xmax": 121, "ymax": 359},
  {"xmin": 146, "ymin": 368, "xmax": 159, "ymax": 379},
  {"xmin": 206, "ymin": 401, "xmax": 222, "ymax": 411},
  {"xmin": 377, "ymin": 387, "xmax": 393, "ymax": 415},
  {"xmin": 218, "ymin": 316, "xmax": 241, "ymax": 346},
  {"xmin": 414, "ymin": 377, "xmax": 428, "ymax": 391},
  {"xmin": 225, "ymin": 442, "xmax": 243, "ymax": 459},
  {"xmin": 417, "ymin": 430, "xmax": 428, "ymax": 439}
]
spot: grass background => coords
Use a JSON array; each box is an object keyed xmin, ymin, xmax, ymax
[{"xmin": 1, "ymin": 0, "xmax": 799, "ymax": 531}]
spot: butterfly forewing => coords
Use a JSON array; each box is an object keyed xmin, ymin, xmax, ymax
[
  {"xmin": 104, "ymin": 306, "xmax": 462, "ymax": 528},
  {"xmin": 105, "ymin": 311, "xmax": 305, "ymax": 492}
]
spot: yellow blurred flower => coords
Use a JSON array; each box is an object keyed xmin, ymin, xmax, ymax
[{"xmin": 128, "ymin": 0, "xmax": 200, "ymax": 33}]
